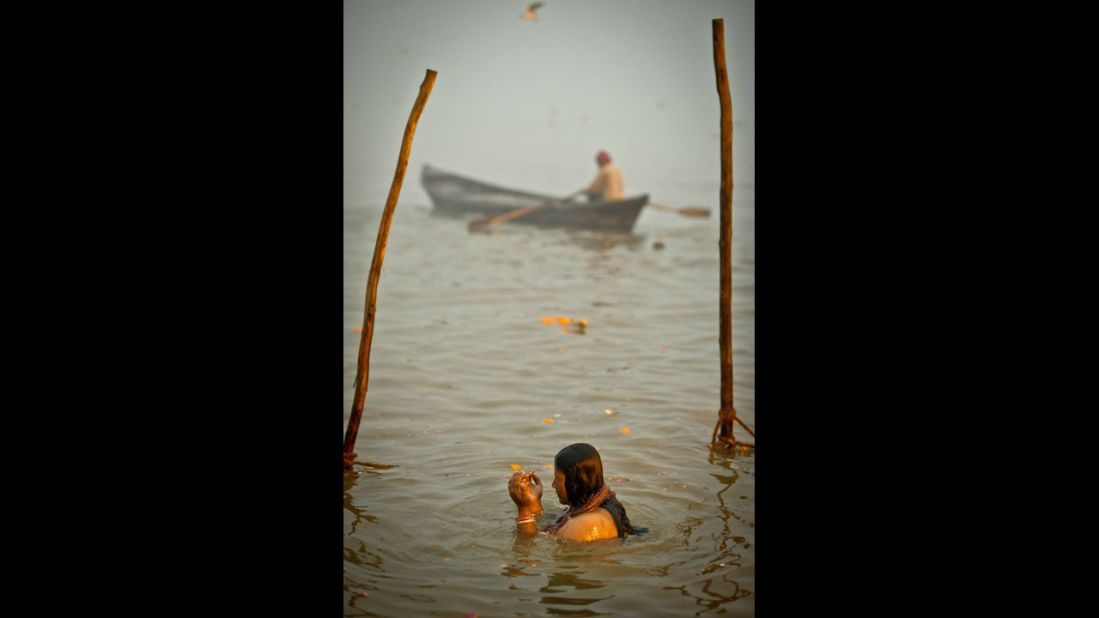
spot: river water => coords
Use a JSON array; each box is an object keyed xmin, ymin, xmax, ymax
[{"xmin": 343, "ymin": 176, "xmax": 755, "ymax": 617}]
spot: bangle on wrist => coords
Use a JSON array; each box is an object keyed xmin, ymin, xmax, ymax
[{"xmin": 516, "ymin": 513, "xmax": 537, "ymax": 525}]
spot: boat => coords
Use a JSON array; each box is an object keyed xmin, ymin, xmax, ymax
[{"xmin": 421, "ymin": 165, "xmax": 649, "ymax": 233}]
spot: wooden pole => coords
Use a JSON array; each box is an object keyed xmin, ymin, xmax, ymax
[
  {"xmin": 343, "ymin": 69, "xmax": 437, "ymax": 469},
  {"xmin": 711, "ymin": 19, "xmax": 740, "ymax": 450}
]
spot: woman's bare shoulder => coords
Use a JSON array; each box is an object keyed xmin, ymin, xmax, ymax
[{"xmin": 555, "ymin": 508, "xmax": 618, "ymax": 541}]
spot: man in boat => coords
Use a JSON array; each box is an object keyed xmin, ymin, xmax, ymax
[{"xmin": 581, "ymin": 150, "xmax": 624, "ymax": 203}]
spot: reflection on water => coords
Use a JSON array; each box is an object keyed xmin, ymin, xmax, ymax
[
  {"xmin": 343, "ymin": 474, "xmax": 379, "ymax": 537},
  {"xmin": 344, "ymin": 475, "xmax": 388, "ymax": 614},
  {"xmin": 343, "ymin": 187, "xmax": 754, "ymax": 616},
  {"xmin": 541, "ymin": 570, "xmax": 609, "ymax": 592},
  {"xmin": 657, "ymin": 452, "xmax": 755, "ymax": 616},
  {"xmin": 539, "ymin": 569, "xmax": 614, "ymax": 617},
  {"xmin": 559, "ymin": 231, "xmax": 648, "ymax": 254}
]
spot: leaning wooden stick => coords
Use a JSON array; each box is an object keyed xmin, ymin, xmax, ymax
[
  {"xmin": 709, "ymin": 19, "xmax": 753, "ymax": 451},
  {"xmin": 343, "ymin": 69, "xmax": 437, "ymax": 470},
  {"xmin": 735, "ymin": 416, "xmax": 755, "ymax": 437}
]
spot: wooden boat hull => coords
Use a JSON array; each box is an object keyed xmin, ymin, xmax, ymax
[{"xmin": 422, "ymin": 165, "xmax": 648, "ymax": 233}]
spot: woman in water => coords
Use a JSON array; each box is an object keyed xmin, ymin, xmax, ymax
[{"xmin": 508, "ymin": 443, "xmax": 641, "ymax": 540}]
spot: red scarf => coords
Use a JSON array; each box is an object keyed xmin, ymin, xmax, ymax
[{"xmin": 545, "ymin": 485, "xmax": 614, "ymax": 534}]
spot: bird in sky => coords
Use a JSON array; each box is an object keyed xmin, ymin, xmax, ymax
[{"xmin": 521, "ymin": 2, "xmax": 544, "ymax": 22}]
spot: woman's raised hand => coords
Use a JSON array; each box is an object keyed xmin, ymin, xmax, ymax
[{"xmin": 508, "ymin": 471, "xmax": 544, "ymax": 512}]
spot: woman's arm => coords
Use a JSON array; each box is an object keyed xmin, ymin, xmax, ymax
[{"xmin": 508, "ymin": 471, "xmax": 544, "ymax": 535}]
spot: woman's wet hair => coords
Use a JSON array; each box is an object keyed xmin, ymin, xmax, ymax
[
  {"xmin": 554, "ymin": 443, "xmax": 604, "ymax": 508},
  {"xmin": 554, "ymin": 443, "xmax": 640, "ymax": 537}
]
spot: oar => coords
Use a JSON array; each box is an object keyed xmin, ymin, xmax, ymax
[
  {"xmin": 468, "ymin": 190, "xmax": 584, "ymax": 232},
  {"xmin": 648, "ymin": 202, "xmax": 711, "ymax": 218}
]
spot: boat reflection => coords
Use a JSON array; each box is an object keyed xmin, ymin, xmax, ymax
[{"xmin": 561, "ymin": 230, "xmax": 647, "ymax": 253}]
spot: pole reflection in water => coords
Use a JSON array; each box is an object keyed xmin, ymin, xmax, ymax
[
  {"xmin": 660, "ymin": 451, "xmax": 754, "ymax": 616},
  {"xmin": 343, "ymin": 471, "xmax": 385, "ymax": 612}
]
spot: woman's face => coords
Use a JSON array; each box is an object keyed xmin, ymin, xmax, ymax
[{"xmin": 552, "ymin": 466, "xmax": 568, "ymax": 504}]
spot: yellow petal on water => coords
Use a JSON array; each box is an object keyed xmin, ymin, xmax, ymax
[
  {"xmin": 544, "ymin": 418, "xmax": 554, "ymax": 423},
  {"xmin": 577, "ymin": 319, "xmax": 589, "ymax": 327},
  {"xmin": 540, "ymin": 316, "xmax": 554, "ymax": 324},
  {"xmin": 619, "ymin": 427, "xmax": 631, "ymax": 434},
  {"xmin": 510, "ymin": 464, "xmax": 521, "ymax": 471},
  {"xmin": 557, "ymin": 317, "xmax": 571, "ymax": 325}
]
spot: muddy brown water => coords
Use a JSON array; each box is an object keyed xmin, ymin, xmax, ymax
[{"xmin": 344, "ymin": 183, "xmax": 754, "ymax": 617}]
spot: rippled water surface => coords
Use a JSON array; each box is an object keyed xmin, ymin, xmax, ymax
[{"xmin": 343, "ymin": 181, "xmax": 755, "ymax": 617}]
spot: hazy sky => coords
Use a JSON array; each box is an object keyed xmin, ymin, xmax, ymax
[{"xmin": 344, "ymin": 0, "xmax": 754, "ymax": 206}]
